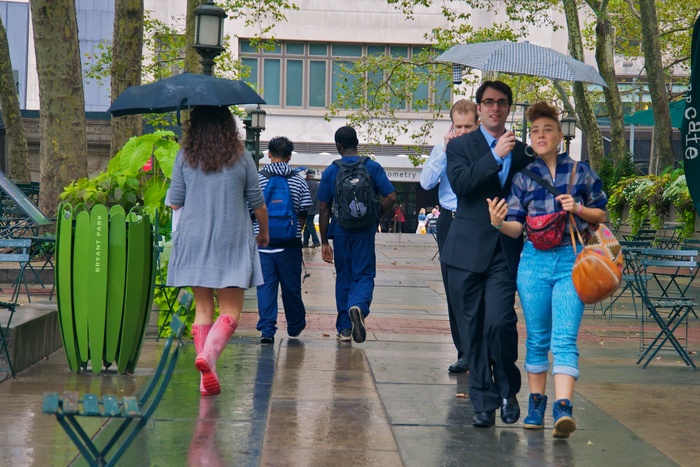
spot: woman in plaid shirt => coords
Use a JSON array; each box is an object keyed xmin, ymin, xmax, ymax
[{"xmin": 487, "ymin": 102, "xmax": 607, "ymax": 439}]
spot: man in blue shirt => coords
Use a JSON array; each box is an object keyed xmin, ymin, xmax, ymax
[
  {"xmin": 420, "ymin": 99, "xmax": 478, "ymax": 373},
  {"xmin": 318, "ymin": 126, "xmax": 397, "ymax": 343},
  {"xmin": 443, "ymin": 80, "xmax": 530, "ymax": 428}
]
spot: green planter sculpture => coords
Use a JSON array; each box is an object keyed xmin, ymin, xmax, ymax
[{"xmin": 55, "ymin": 203, "xmax": 156, "ymax": 374}]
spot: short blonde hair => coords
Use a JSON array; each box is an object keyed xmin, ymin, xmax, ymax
[{"xmin": 450, "ymin": 99, "xmax": 478, "ymax": 122}]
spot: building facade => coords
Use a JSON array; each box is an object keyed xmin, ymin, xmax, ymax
[{"xmin": 0, "ymin": 0, "xmax": 685, "ymax": 229}]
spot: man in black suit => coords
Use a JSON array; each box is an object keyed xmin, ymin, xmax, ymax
[{"xmin": 443, "ymin": 80, "xmax": 530, "ymax": 428}]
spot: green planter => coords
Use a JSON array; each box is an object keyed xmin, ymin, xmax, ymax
[{"xmin": 55, "ymin": 203, "xmax": 156, "ymax": 374}]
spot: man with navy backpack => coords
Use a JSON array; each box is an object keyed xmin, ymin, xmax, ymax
[
  {"xmin": 318, "ymin": 126, "xmax": 396, "ymax": 343},
  {"xmin": 255, "ymin": 136, "xmax": 312, "ymax": 344}
]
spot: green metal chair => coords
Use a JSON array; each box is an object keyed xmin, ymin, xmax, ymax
[
  {"xmin": 42, "ymin": 291, "xmax": 193, "ymax": 466},
  {"xmin": 0, "ymin": 238, "xmax": 32, "ymax": 378},
  {"xmin": 632, "ymin": 249, "xmax": 698, "ymax": 369}
]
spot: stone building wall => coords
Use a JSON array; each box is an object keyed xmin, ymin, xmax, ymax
[{"xmin": 12, "ymin": 115, "xmax": 112, "ymax": 182}]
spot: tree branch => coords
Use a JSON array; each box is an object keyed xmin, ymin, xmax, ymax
[{"xmin": 622, "ymin": 0, "xmax": 642, "ymax": 22}]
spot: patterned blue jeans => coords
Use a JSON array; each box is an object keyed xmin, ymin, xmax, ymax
[{"xmin": 517, "ymin": 241, "xmax": 584, "ymax": 379}]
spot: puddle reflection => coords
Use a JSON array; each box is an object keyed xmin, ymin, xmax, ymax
[{"xmin": 188, "ymin": 396, "xmax": 224, "ymax": 467}]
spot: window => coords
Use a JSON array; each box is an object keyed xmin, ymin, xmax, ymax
[{"xmin": 239, "ymin": 39, "xmax": 450, "ymax": 111}]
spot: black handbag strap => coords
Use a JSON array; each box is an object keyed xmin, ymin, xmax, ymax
[
  {"xmin": 522, "ymin": 162, "xmax": 578, "ymax": 197},
  {"xmin": 521, "ymin": 168, "xmax": 562, "ymax": 198}
]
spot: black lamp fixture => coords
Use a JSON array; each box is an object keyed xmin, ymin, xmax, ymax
[
  {"xmin": 192, "ymin": 0, "xmax": 227, "ymax": 76},
  {"xmin": 561, "ymin": 114, "xmax": 577, "ymax": 153},
  {"xmin": 243, "ymin": 104, "xmax": 267, "ymax": 168}
]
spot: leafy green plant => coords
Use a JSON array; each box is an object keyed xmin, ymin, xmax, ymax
[
  {"xmin": 154, "ymin": 239, "xmax": 196, "ymax": 338},
  {"xmin": 597, "ymin": 151, "xmax": 638, "ymax": 197},
  {"xmin": 61, "ymin": 131, "xmax": 183, "ymax": 331},
  {"xmin": 664, "ymin": 174, "xmax": 696, "ymax": 238},
  {"xmin": 60, "ymin": 131, "xmax": 179, "ymax": 223},
  {"xmin": 607, "ymin": 168, "xmax": 696, "ymax": 239}
]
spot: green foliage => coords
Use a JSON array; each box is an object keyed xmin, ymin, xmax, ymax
[
  {"xmin": 597, "ymin": 151, "xmax": 638, "ymax": 197},
  {"xmin": 607, "ymin": 168, "xmax": 696, "ymax": 239},
  {"xmin": 60, "ymin": 131, "xmax": 179, "ymax": 223},
  {"xmin": 153, "ymin": 240, "xmax": 197, "ymax": 338},
  {"xmin": 60, "ymin": 131, "xmax": 191, "ymax": 333}
]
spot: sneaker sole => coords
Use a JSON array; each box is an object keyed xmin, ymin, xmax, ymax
[
  {"xmin": 349, "ymin": 306, "xmax": 367, "ymax": 343},
  {"xmin": 522, "ymin": 422, "xmax": 544, "ymax": 430},
  {"xmin": 552, "ymin": 416, "xmax": 576, "ymax": 438}
]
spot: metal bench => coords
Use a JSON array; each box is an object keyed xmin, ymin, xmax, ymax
[{"xmin": 41, "ymin": 291, "xmax": 192, "ymax": 466}]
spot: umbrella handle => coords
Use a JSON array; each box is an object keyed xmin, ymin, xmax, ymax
[{"xmin": 509, "ymin": 75, "xmax": 523, "ymax": 139}]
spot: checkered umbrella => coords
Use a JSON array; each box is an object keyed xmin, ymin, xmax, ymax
[{"xmin": 436, "ymin": 41, "xmax": 607, "ymax": 87}]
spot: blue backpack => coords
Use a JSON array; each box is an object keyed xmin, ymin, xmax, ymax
[{"xmin": 261, "ymin": 170, "xmax": 297, "ymax": 243}]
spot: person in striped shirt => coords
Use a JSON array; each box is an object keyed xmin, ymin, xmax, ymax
[{"xmin": 254, "ymin": 136, "xmax": 312, "ymax": 344}]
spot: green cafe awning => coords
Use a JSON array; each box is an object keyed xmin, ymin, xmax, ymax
[{"xmin": 624, "ymin": 100, "xmax": 686, "ymax": 129}]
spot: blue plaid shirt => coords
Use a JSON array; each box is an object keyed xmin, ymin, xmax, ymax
[{"xmin": 506, "ymin": 153, "xmax": 607, "ymax": 245}]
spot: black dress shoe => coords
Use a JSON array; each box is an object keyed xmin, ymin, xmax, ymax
[
  {"xmin": 500, "ymin": 396, "xmax": 520, "ymax": 424},
  {"xmin": 472, "ymin": 411, "xmax": 496, "ymax": 428},
  {"xmin": 448, "ymin": 358, "xmax": 468, "ymax": 373}
]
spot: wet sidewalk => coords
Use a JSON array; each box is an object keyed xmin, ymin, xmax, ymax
[{"xmin": 1, "ymin": 234, "xmax": 699, "ymax": 466}]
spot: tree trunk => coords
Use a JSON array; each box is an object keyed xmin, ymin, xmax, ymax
[
  {"xmin": 30, "ymin": 0, "xmax": 87, "ymax": 218},
  {"xmin": 595, "ymin": 15, "xmax": 627, "ymax": 165},
  {"xmin": 185, "ymin": 0, "xmax": 204, "ymax": 73},
  {"xmin": 110, "ymin": 0, "xmax": 144, "ymax": 157},
  {"xmin": 639, "ymin": 0, "xmax": 674, "ymax": 173},
  {"xmin": 0, "ymin": 16, "xmax": 30, "ymax": 183},
  {"xmin": 562, "ymin": 0, "xmax": 605, "ymax": 170}
]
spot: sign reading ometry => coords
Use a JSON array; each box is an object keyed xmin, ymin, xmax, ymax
[{"xmin": 682, "ymin": 15, "xmax": 700, "ymax": 215}]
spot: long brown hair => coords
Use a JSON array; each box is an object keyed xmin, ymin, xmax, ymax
[{"xmin": 182, "ymin": 106, "xmax": 245, "ymax": 172}]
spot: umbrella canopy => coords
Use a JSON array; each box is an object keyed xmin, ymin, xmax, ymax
[
  {"xmin": 436, "ymin": 41, "xmax": 607, "ymax": 87},
  {"xmin": 682, "ymin": 15, "xmax": 700, "ymax": 214},
  {"xmin": 624, "ymin": 100, "xmax": 686, "ymax": 128},
  {"xmin": 108, "ymin": 72, "xmax": 266, "ymax": 117}
]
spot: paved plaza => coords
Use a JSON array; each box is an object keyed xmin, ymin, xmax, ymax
[{"xmin": 0, "ymin": 234, "xmax": 698, "ymax": 466}]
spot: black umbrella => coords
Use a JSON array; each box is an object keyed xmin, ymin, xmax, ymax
[
  {"xmin": 682, "ymin": 15, "xmax": 700, "ymax": 214},
  {"xmin": 108, "ymin": 72, "xmax": 266, "ymax": 117}
]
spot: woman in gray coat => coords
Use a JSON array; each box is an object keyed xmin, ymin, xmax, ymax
[{"xmin": 166, "ymin": 106, "xmax": 269, "ymax": 395}]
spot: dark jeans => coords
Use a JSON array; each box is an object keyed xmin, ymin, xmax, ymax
[
  {"xmin": 303, "ymin": 216, "xmax": 320, "ymax": 246},
  {"xmin": 256, "ymin": 248, "xmax": 307, "ymax": 337}
]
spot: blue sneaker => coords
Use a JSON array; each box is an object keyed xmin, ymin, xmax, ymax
[
  {"xmin": 523, "ymin": 393, "xmax": 547, "ymax": 429},
  {"xmin": 552, "ymin": 399, "xmax": 576, "ymax": 439}
]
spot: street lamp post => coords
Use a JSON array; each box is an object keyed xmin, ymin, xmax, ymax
[
  {"xmin": 561, "ymin": 115, "xmax": 577, "ymax": 154},
  {"xmin": 514, "ymin": 101, "xmax": 530, "ymax": 142},
  {"xmin": 192, "ymin": 0, "xmax": 227, "ymax": 76},
  {"xmin": 243, "ymin": 104, "xmax": 267, "ymax": 168}
]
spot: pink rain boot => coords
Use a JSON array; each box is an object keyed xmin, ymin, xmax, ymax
[
  {"xmin": 195, "ymin": 315, "xmax": 237, "ymax": 395},
  {"xmin": 192, "ymin": 324, "xmax": 213, "ymax": 396}
]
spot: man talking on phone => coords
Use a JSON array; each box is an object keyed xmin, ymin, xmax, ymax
[
  {"xmin": 420, "ymin": 99, "xmax": 478, "ymax": 374},
  {"xmin": 442, "ymin": 81, "xmax": 530, "ymax": 428}
]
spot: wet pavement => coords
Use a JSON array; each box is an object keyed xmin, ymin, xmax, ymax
[{"xmin": 1, "ymin": 234, "xmax": 699, "ymax": 466}]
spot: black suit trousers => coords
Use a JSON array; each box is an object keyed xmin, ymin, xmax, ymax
[
  {"xmin": 447, "ymin": 244, "xmax": 521, "ymax": 413},
  {"xmin": 437, "ymin": 211, "xmax": 461, "ymax": 358}
]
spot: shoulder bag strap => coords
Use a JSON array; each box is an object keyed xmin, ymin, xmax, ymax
[
  {"xmin": 521, "ymin": 168, "xmax": 562, "ymax": 198},
  {"xmin": 567, "ymin": 162, "xmax": 584, "ymax": 254}
]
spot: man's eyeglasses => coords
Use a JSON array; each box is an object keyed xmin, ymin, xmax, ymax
[{"xmin": 480, "ymin": 99, "xmax": 510, "ymax": 109}]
